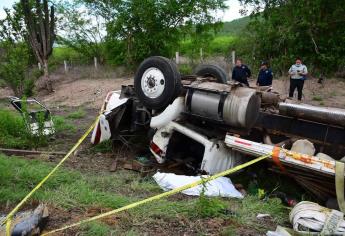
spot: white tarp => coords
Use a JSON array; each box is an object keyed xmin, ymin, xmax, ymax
[{"xmin": 152, "ymin": 172, "xmax": 243, "ymax": 198}]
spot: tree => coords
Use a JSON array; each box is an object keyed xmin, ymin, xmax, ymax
[
  {"xmin": 0, "ymin": 42, "xmax": 31, "ymax": 96},
  {"xmin": 238, "ymin": 0, "xmax": 345, "ymax": 74},
  {"xmin": 56, "ymin": 1, "xmax": 106, "ymax": 63},
  {"xmin": 21, "ymin": 0, "xmax": 55, "ymax": 91},
  {"xmin": 0, "ymin": 3, "xmax": 39, "ymax": 97},
  {"xmin": 82, "ymin": 0, "xmax": 227, "ymax": 64}
]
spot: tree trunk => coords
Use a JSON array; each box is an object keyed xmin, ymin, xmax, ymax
[{"xmin": 43, "ymin": 59, "xmax": 53, "ymax": 92}]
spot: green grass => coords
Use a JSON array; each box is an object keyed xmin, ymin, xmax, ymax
[
  {"xmin": 0, "ymin": 154, "xmax": 288, "ymax": 234},
  {"xmin": 180, "ymin": 35, "xmax": 236, "ymax": 57},
  {"xmin": 51, "ymin": 47, "xmax": 84, "ymax": 63},
  {"xmin": 312, "ymin": 95, "xmax": 323, "ymax": 101},
  {"xmin": 53, "ymin": 115, "xmax": 77, "ymax": 133},
  {"xmin": 208, "ymin": 35, "xmax": 236, "ymax": 55},
  {"xmin": 81, "ymin": 222, "xmax": 113, "ymax": 236},
  {"xmin": 66, "ymin": 108, "xmax": 86, "ymax": 119},
  {"xmin": 90, "ymin": 140, "xmax": 113, "ymax": 153},
  {"xmin": 178, "ymin": 64, "xmax": 193, "ymax": 75},
  {"xmin": 0, "ymin": 108, "xmax": 49, "ymax": 148}
]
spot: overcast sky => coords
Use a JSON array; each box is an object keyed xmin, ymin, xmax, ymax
[{"xmin": 0, "ymin": 0, "xmax": 246, "ymax": 21}]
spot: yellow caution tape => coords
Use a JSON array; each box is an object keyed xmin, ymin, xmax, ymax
[
  {"xmin": 42, "ymin": 153, "xmax": 271, "ymax": 235},
  {"xmin": 3, "ymin": 116, "xmax": 100, "ymax": 236}
]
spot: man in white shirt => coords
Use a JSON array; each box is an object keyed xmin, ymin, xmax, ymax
[{"xmin": 288, "ymin": 57, "xmax": 308, "ymax": 101}]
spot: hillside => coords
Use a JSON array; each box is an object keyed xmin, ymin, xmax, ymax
[{"xmin": 219, "ymin": 16, "xmax": 250, "ymax": 36}]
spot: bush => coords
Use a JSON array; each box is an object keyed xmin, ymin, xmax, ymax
[
  {"xmin": 0, "ymin": 108, "xmax": 53, "ymax": 149},
  {"xmin": 0, "ymin": 42, "xmax": 39, "ymax": 97}
]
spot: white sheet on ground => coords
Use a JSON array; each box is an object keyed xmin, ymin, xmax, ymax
[{"xmin": 152, "ymin": 172, "xmax": 243, "ymax": 198}]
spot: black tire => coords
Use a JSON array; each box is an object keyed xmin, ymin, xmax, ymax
[
  {"xmin": 194, "ymin": 64, "xmax": 228, "ymax": 83},
  {"xmin": 134, "ymin": 56, "xmax": 181, "ymax": 110}
]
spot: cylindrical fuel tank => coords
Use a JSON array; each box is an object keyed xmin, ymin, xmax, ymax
[
  {"xmin": 186, "ymin": 87, "xmax": 261, "ymax": 129},
  {"xmin": 279, "ymin": 102, "xmax": 345, "ymax": 127},
  {"xmin": 223, "ymin": 87, "xmax": 261, "ymax": 128}
]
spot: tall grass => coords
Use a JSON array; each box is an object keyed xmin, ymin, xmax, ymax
[
  {"xmin": 180, "ymin": 35, "xmax": 236, "ymax": 57},
  {"xmin": 0, "ymin": 109, "xmax": 34, "ymax": 148}
]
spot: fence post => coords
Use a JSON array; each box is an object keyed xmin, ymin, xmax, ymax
[
  {"xmin": 232, "ymin": 50, "xmax": 236, "ymax": 65},
  {"xmin": 94, "ymin": 57, "xmax": 98, "ymax": 70},
  {"xmin": 200, "ymin": 48, "xmax": 203, "ymax": 61},
  {"xmin": 175, "ymin": 52, "xmax": 179, "ymax": 65},
  {"xmin": 64, "ymin": 60, "xmax": 68, "ymax": 73}
]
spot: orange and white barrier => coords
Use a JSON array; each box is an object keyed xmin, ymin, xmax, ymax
[{"xmin": 225, "ymin": 135, "xmax": 336, "ymax": 175}]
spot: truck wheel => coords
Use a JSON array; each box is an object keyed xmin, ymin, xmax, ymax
[
  {"xmin": 134, "ymin": 56, "xmax": 181, "ymax": 110},
  {"xmin": 194, "ymin": 64, "xmax": 228, "ymax": 83}
]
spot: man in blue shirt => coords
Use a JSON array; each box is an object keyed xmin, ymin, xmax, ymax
[
  {"xmin": 232, "ymin": 59, "xmax": 251, "ymax": 86},
  {"xmin": 256, "ymin": 61, "xmax": 273, "ymax": 87}
]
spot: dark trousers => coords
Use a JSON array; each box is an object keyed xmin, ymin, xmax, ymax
[{"xmin": 289, "ymin": 79, "xmax": 304, "ymax": 100}]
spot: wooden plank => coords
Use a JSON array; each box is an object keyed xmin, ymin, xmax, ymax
[{"xmin": 0, "ymin": 148, "xmax": 66, "ymax": 156}]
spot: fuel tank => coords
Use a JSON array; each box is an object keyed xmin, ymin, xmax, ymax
[{"xmin": 185, "ymin": 82, "xmax": 261, "ymax": 129}]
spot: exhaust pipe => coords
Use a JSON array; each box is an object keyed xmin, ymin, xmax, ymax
[{"xmin": 279, "ymin": 102, "xmax": 345, "ymax": 127}]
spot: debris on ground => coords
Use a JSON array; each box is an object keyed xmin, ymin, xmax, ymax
[
  {"xmin": 153, "ymin": 172, "xmax": 243, "ymax": 198},
  {"xmin": 9, "ymin": 96, "xmax": 55, "ymax": 136},
  {"xmin": 290, "ymin": 201, "xmax": 345, "ymax": 234},
  {"xmin": 257, "ymin": 213, "xmax": 271, "ymax": 219},
  {"xmin": 0, "ymin": 148, "xmax": 66, "ymax": 157},
  {"xmin": 0, "ymin": 204, "xmax": 49, "ymax": 236}
]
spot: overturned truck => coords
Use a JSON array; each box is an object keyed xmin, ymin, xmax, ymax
[{"xmin": 91, "ymin": 56, "xmax": 345, "ymax": 202}]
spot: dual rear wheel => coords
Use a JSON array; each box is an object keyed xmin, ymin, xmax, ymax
[{"xmin": 134, "ymin": 56, "xmax": 228, "ymax": 110}]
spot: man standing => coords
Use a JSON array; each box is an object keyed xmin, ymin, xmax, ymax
[
  {"xmin": 232, "ymin": 59, "xmax": 251, "ymax": 86},
  {"xmin": 256, "ymin": 61, "xmax": 273, "ymax": 87},
  {"xmin": 288, "ymin": 57, "xmax": 308, "ymax": 101}
]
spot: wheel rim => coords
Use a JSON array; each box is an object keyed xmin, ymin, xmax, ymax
[{"xmin": 141, "ymin": 67, "xmax": 165, "ymax": 98}]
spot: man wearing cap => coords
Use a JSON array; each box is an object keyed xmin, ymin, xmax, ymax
[
  {"xmin": 256, "ymin": 61, "xmax": 273, "ymax": 87},
  {"xmin": 232, "ymin": 59, "xmax": 251, "ymax": 86},
  {"xmin": 288, "ymin": 57, "xmax": 308, "ymax": 101}
]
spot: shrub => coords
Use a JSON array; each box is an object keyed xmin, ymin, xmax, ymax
[{"xmin": 0, "ymin": 42, "xmax": 40, "ymax": 97}]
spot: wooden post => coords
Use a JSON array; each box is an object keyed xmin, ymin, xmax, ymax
[
  {"xmin": 94, "ymin": 57, "xmax": 98, "ymax": 70},
  {"xmin": 232, "ymin": 50, "xmax": 236, "ymax": 65},
  {"xmin": 200, "ymin": 48, "xmax": 203, "ymax": 61},
  {"xmin": 64, "ymin": 60, "xmax": 68, "ymax": 73},
  {"xmin": 175, "ymin": 52, "xmax": 179, "ymax": 64}
]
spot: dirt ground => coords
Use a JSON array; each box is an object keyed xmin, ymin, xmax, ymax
[{"xmin": 2, "ymin": 67, "xmax": 344, "ymax": 109}]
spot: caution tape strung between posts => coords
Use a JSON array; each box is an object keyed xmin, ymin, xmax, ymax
[
  {"xmin": 3, "ymin": 116, "xmax": 100, "ymax": 236},
  {"xmin": 41, "ymin": 153, "xmax": 272, "ymax": 235}
]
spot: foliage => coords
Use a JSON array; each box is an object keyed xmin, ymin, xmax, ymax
[
  {"xmin": 0, "ymin": 152, "xmax": 289, "ymax": 234},
  {"xmin": 0, "ymin": 108, "xmax": 47, "ymax": 148},
  {"xmin": 0, "ymin": 3, "xmax": 27, "ymax": 42},
  {"xmin": 178, "ymin": 64, "xmax": 193, "ymax": 75},
  {"xmin": 56, "ymin": 1, "xmax": 106, "ymax": 63},
  {"xmin": 181, "ymin": 35, "xmax": 236, "ymax": 58},
  {"xmin": 81, "ymin": 0, "xmax": 227, "ymax": 64},
  {"xmin": 217, "ymin": 16, "xmax": 250, "ymax": 36},
  {"xmin": 0, "ymin": 2, "xmax": 41, "ymax": 96},
  {"xmin": 195, "ymin": 186, "xmax": 226, "ymax": 218},
  {"xmin": 237, "ymin": 0, "xmax": 345, "ymax": 75},
  {"xmin": 52, "ymin": 115, "xmax": 76, "ymax": 133},
  {"xmin": 0, "ymin": 42, "xmax": 39, "ymax": 97},
  {"xmin": 66, "ymin": 108, "xmax": 86, "ymax": 119},
  {"xmin": 81, "ymin": 222, "xmax": 113, "ymax": 236},
  {"xmin": 90, "ymin": 140, "xmax": 113, "ymax": 153}
]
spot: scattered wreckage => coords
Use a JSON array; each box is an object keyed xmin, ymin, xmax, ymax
[
  {"xmin": 9, "ymin": 96, "xmax": 55, "ymax": 136},
  {"xmin": 0, "ymin": 204, "xmax": 49, "ymax": 236},
  {"xmin": 91, "ymin": 56, "xmax": 345, "ymax": 202}
]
